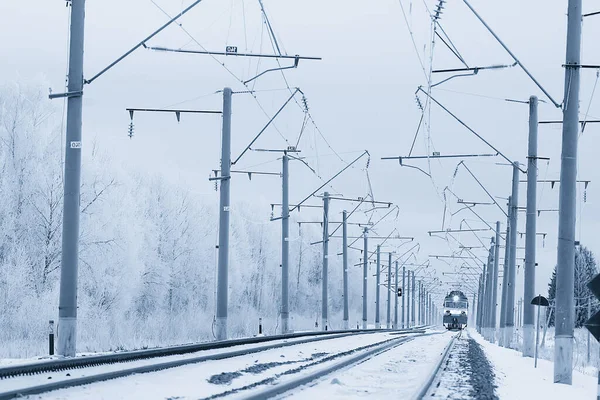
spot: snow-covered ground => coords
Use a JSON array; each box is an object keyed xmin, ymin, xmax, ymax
[
  {"xmin": 31, "ymin": 332, "xmax": 412, "ymax": 400},
  {"xmin": 284, "ymin": 330, "xmax": 453, "ymax": 399},
  {"xmin": 1, "ymin": 333, "xmax": 352, "ymax": 394},
  {"xmin": 472, "ymin": 329, "xmax": 597, "ymax": 399},
  {"xmin": 511, "ymin": 326, "xmax": 600, "ymax": 375}
]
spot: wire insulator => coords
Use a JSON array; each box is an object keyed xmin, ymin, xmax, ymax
[
  {"xmin": 434, "ymin": 0, "xmax": 446, "ymax": 20},
  {"xmin": 302, "ymin": 95, "xmax": 309, "ymax": 113},
  {"xmin": 415, "ymin": 95, "xmax": 424, "ymax": 112},
  {"xmin": 128, "ymin": 122, "xmax": 134, "ymax": 138}
]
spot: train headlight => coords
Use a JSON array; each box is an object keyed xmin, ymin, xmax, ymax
[
  {"xmin": 445, "ymin": 310, "xmax": 451, "ymax": 314},
  {"xmin": 453, "ymin": 295, "xmax": 459, "ymax": 302},
  {"xmin": 461, "ymin": 311, "xmax": 466, "ymax": 315}
]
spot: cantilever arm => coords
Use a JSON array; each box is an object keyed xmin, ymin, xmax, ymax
[{"xmin": 85, "ymin": 0, "xmax": 205, "ymax": 84}]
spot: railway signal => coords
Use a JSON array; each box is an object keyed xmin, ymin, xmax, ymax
[{"xmin": 398, "ymin": 288, "xmax": 403, "ymax": 297}]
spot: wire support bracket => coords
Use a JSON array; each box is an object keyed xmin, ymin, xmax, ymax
[{"xmin": 48, "ymin": 90, "xmax": 83, "ymax": 100}]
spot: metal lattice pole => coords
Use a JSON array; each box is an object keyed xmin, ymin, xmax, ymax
[{"xmin": 57, "ymin": 0, "xmax": 86, "ymax": 357}]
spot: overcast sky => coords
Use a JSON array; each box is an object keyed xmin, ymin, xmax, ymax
[{"xmin": 1, "ymin": 0, "xmax": 599, "ymax": 304}]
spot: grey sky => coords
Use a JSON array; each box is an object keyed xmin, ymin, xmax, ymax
[{"xmin": 1, "ymin": 0, "xmax": 599, "ymax": 302}]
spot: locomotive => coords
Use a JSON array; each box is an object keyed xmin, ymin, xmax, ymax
[{"xmin": 443, "ymin": 290, "xmax": 468, "ymax": 330}]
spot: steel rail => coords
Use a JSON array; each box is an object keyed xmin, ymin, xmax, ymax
[
  {"xmin": 0, "ymin": 328, "xmax": 413, "ymax": 380},
  {"xmin": 243, "ymin": 330, "xmax": 439, "ymax": 400},
  {"xmin": 413, "ymin": 331, "xmax": 460, "ymax": 400},
  {"xmin": 0, "ymin": 328, "xmax": 427, "ymax": 399}
]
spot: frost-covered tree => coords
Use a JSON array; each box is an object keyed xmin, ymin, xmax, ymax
[
  {"xmin": 547, "ymin": 245, "xmax": 599, "ymax": 327},
  {"xmin": 0, "ymin": 83, "xmax": 362, "ymax": 357}
]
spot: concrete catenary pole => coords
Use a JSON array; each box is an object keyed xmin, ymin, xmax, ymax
[
  {"xmin": 555, "ymin": 0, "xmax": 582, "ymax": 384},
  {"xmin": 419, "ymin": 283, "xmax": 423, "ymax": 325},
  {"xmin": 407, "ymin": 270, "xmax": 411, "ymax": 327},
  {"xmin": 499, "ymin": 197, "xmax": 512, "ymax": 347},
  {"xmin": 505, "ymin": 163, "xmax": 520, "ymax": 348},
  {"xmin": 395, "ymin": 261, "xmax": 399, "ymax": 329},
  {"xmin": 481, "ymin": 258, "xmax": 488, "ymax": 337},
  {"xmin": 362, "ymin": 228, "xmax": 368, "ymax": 329},
  {"xmin": 477, "ymin": 274, "xmax": 483, "ymax": 332},
  {"xmin": 57, "ymin": 0, "xmax": 86, "ymax": 357},
  {"xmin": 321, "ymin": 192, "xmax": 330, "ymax": 331},
  {"xmin": 424, "ymin": 292, "xmax": 427, "ymax": 325},
  {"xmin": 487, "ymin": 241, "xmax": 496, "ymax": 342},
  {"xmin": 427, "ymin": 294, "xmax": 430, "ymax": 325},
  {"xmin": 523, "ymin": 96, "xmax": 538, "ymax": 357},
  {"xmin": 419, "ymin": 281, "xmax": 425, "ymax": 325},
  {"xmin": 491, "ymin": 221, "xmax": 501, "ymax": 343},
  {"xmin": 215, "ymin": 87, "xmax": 233, "ymax": 341},
  {"xmin": 472, "ymin": 292, "xmax": 477, "ymax": 328},
  {"xmin": 484, "ymin": 244, "xmax": 494, "ymax": 340},
  {"xmin": 387, "ymin": 253, "xmax": 392, "ymax": 329},
  {"xmin": 402, "ymin": 266, "xmax": 406, "ymax": 328},
  {"xmin": 375, "ymin": 245, "xmax": 381, "ymax": 329},
  {"xmin": 419, "ymin": 282, "xmax": 423, "ymax": 325},
  {"xmin": 281, "ymin": 153, "xmax": 290, "ymax": 333},
  {"xmin": 429, "ymin": 294, "xmax": 432, "ymax": 324},
  {"xmin": 342, "ymin": 210, "xmax": 349, "ymax": 330},
  {"xmin": 411, "ymin": 271, "xmax": 416, "ymax": 327}
]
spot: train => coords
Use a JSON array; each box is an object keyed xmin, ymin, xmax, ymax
[{"xmin": 443, "ymin": 290, "xmax": 468, "ymax": 330}]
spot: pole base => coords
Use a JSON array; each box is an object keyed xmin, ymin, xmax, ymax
[
  {"xmin": 375, "ymin": 322, "xmax": 380, "ymax": 329},
  {"xmin": 57, "ymin": 317, "xmax": 77, "ymax": 357},
  {"xmin": 362, "ymin": 320, "xmax": 367, "ymax": 329},
  {"xmin": 504, "ymin": 326, "xmax": 514, "ymax": 349},
  {"xmin": 322, "ymin": 318, "xmax": 327, "ymax": 332},
  {"xmin": 553, "ymin": 336, "xmax": 573, "ymax": 384},
  {"xmin": 281, "ymin": 315, "xmax": 289, "ymax": 334},
  {"xmin": 343, "ymin": 320, "xmax": 349, "ymax": 330},
  {"xmin": 498, "ymin": 327, "xmax": 505, "ymax": 347},
  {"xmin": 522, "ymin": 324, "xmax": 534, "ymax": 357},
  {"xmin": 482, "ymin": 327, "xmax": 489, "ymax": 342},
  {"xmin": 215, "ymin": 317, "xmax": 227, "ymax": 341}
]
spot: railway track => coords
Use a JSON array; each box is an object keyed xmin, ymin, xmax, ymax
[
  {"xmin": 0, "ymin": 327, "xmax": 427, "ymax": 400},
  {"xmin": 414, "ymin": 330, "xmax": 460, "ymax": 399},
  {"xmin": 418, "ymin": 329, "xmax": 498, "ymax": 400},
  {"xmin": 240, "ymin": 330, "xmax": 444, "ymax": 400}
]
